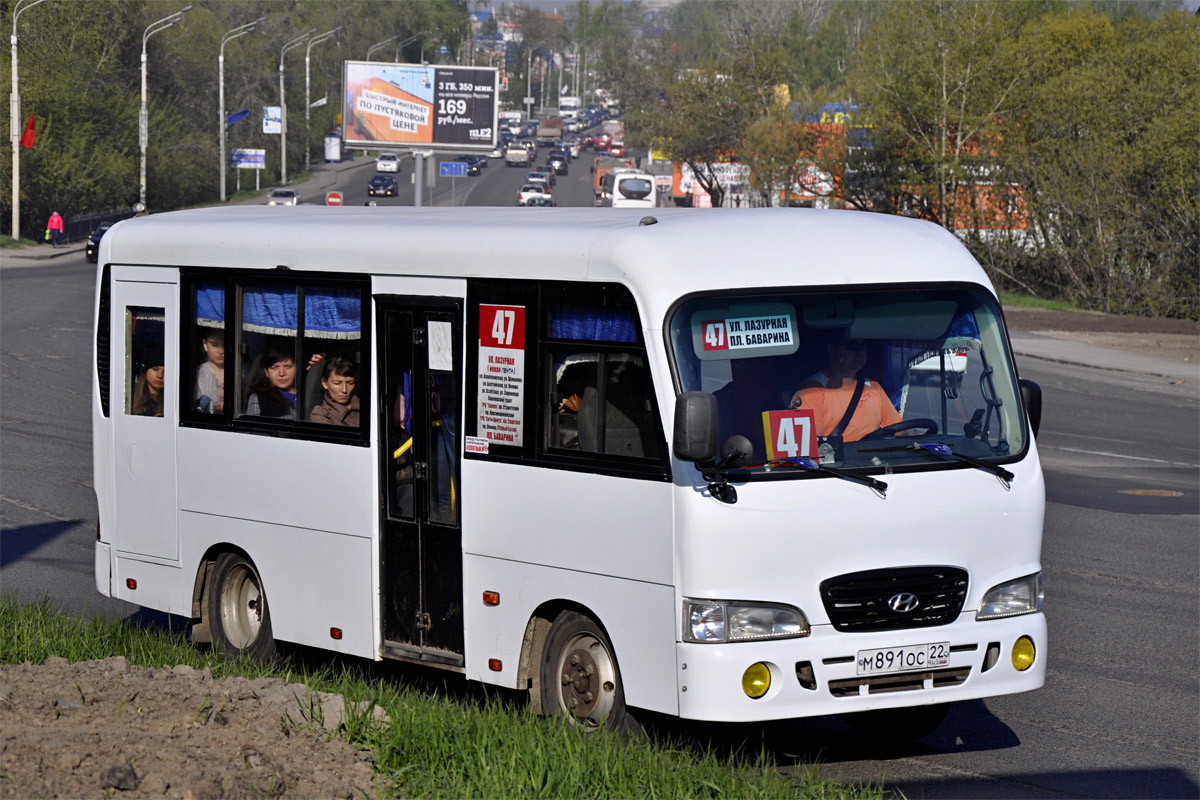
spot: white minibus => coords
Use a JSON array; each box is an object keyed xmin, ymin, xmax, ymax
[
  {"xmin": 601, "ymin": 169, "xmax": 657, "ymax": 209},
  {"xmin": 93, "ymin": 207, "xmax": 1046, "ymax": 736}
]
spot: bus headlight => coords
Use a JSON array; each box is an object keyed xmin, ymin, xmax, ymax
[
  {"xmin": 977, "ymin": 573, "xmax": 1043, "ymax": 620},
  {"xmin": 683, "ymin": 600, "xmax": 810, "ymax": 643}
]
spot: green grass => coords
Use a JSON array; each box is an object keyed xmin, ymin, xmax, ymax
[
  {"xmin": 0, "ymin": 234, "xmax": 42, "ymax": 249},
  {"xmin": 0, "ymin": 596, "xmax": 879, "ymax": 800},
  {"xmin": 998, "ymin": 292, "xmax": 1090, "ymax": 313}
]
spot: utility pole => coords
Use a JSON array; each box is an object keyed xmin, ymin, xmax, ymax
[
  {"xmin": 219, "ymin": 17, "xmax": 265, "ymax": 202},
  {"xmin": 10, "ymin": 0, "xmax": 50, "ymax": 241},
  {"xmin": 279, "ymin": 29, "xmax": 316, "ymax": 185}
]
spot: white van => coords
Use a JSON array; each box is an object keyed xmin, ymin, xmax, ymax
[
  {"xmin": 92, "ymin": 207, "xmax": 1045, "ymax": 736},
  {"xmin": 601, "ymin": 169, "xmax": 657, "ymax": 208}
]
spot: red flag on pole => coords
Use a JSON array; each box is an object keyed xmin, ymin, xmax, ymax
[{"xmin": 20, "ymin": 113, "xmax": 35, "ymax": 149}]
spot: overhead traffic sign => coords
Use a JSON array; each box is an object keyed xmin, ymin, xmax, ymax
[{"xmin": 440, "ymin": 161, "xmax": 468, "ymax": 178}]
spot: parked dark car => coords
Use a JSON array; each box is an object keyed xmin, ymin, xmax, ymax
[
  {"xmin": 85, "ymin": 222, "xmax": 113, "ymax": 263},
  {"xmin": 367, "ymin": 173, "xmax": 398, "ymax": 197}
]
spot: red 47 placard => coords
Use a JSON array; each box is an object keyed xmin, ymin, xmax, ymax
[{"xmin": 761, "ymin": 409, "xmax": 818, "ymax": 461}]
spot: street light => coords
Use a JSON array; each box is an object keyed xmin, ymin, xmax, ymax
[
  {"xmin": 219, "ymin": 16, "xmax": 265, "ymax": 202},
  {"xmin": 141, "ymin": 5, "xmax": 192, "ymax": 210},
  {"xmin": 10, "ymin": 0, "xmax": 51, "ymax": 242},
  {"xmin": 305, "ymin": 26, "xmax": 341, "ymax": 172},
  {"xmin": 525, "ymin": 38, "xmax": 551, "ymax": 122},
  {"xmin": 366, "ymin": 36, "xmax": 396, "ymax": 62},
  {"xmin": 279, "ymin": 28, "xmax": 316, "ymax": 185}
]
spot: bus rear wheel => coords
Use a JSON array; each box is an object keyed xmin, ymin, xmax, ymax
[
  {"xmin": 207, "ymin": 552, "xmax": 276, "ymax": 662},
  {"xmin": 539, "ymin": 610, "xmax": 636, "ymax": 733}
]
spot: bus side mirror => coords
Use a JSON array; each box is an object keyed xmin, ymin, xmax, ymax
[
  {"xmin": 1020, "ymin": 379, "xmax": 1042, "ymax": 438},
  {"xmin": 673, "ymin": 392, "xmax": 718, "ymax": 463}
]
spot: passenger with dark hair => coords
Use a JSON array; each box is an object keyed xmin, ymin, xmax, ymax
[
  {"xmin": 245, "ymin": 348, "xmax": 297, "ymax": 419},
  {"xmin": 132, "ymin": 364, "xmax": 165, "ymax": 417},
  {"xmin": 310, "ymin": 356, "xmax": 359, "ymax": 426}
]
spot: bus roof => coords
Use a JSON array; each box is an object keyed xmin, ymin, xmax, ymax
[{"xmin": 102, "ymin": 206, "xmax": 993, "ymax": 329}]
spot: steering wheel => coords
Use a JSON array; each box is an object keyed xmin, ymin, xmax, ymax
[{"xmin": 860, "ymin": 418, "xmax": 939, "ymax": 440}]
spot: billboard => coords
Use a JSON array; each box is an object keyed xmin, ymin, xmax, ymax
[
  {"xmin": 262, "ymin": 106, "xmax": 281, "ymax": 134},
  {"xmin": 342, "ymin": 61, "xmax": 498, "ymax": 150}
]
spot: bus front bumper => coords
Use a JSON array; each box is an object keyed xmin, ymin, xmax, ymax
[{"xmin": 674, "ymin": 612, "xmax": 1046, "ymax": 722}]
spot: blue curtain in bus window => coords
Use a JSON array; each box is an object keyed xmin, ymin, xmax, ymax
[
  {"xmin": 550, "ymin": 307, "xmax": 638, "ymax": 342},
  {"xmin": 195, "ymin": 283, "xmax": 224, "ymax": 328},
  {"xmin": 241, "ymin": 287, "xmax": 360, "ymax": 339},
  {"xmin": 880, "ymin": 305, "xmax": 982, "ymax": 409},
  {"xmin": 305, "ymin": 288, "xmax": 361, "ymax": 339}
]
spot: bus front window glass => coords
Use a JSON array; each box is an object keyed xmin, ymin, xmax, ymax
[
  {"xmin": 240, "ymin": 286, "xmax": 298, "ymax": 420},
  {"xmin": 126, "ymin": 307, "xmax": 166, "ymax": 418},
  {"xmin": 192, "ymin": 283, "xmax": 226, "ymax": 415},
  {"xmin": 668, "ymin": 287, "xmax": 1026, "ymax": 473}
]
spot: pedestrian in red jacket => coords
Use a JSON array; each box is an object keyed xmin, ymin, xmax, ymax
[{"xmin": 46, "ymin": 211, "xmax": 64, "ymax": 248}]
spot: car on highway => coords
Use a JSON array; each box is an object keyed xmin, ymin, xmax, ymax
[
  {"xmin": 547, "ymin": 150, "xmax": 569, "ymax": 175},
  {"xmin": 516, "ymin": 183, "xmax": 552, "ymax": 206},
  {"xmin": 489, "ymin": 143, "xmax": 505, "ymax": 158},
  {"xmin": 85, "ymin": 222, "xmax": 113, "ymax": 263},
  {"xmin": 523, "ymin": 196, "xmax": 555, "ymax": 207},
  {"xmin": 504, "ymin": 143, "xmax": 532, "ymax": 167},
  {"xmin": 266, "ymin": 189, "xmax": 300, "ymax": 206},
  {"xmin": 525, "ymin": 171, "xmax": 552, "ymax": 192},
  {"xmin": 455, "ymin": 155, "xmax": 481, "ymax": 176},
  {"xmin": 375, "ymin": 152, "xmax": 400, "ymax": 173},
  {"xmin": 530, "ymin": 166, "xmax": 556, "ymax": 187},
  {"xmin": 367, "ymin": 173, "xmax": 398, "ymax": 197}
]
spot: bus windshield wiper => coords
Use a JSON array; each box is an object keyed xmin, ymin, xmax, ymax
[
  {"xmin": 860, "ymin": 442, "xmax": 1014, "ymax": 483},
  {"xmin": 778, "ymin": 457, "xmax": 888, "ymax": 496}
]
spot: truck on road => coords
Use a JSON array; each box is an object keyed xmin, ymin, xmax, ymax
[{"xmin": 537, "ymin": 117, "xmax": 564, "ymax": 145}]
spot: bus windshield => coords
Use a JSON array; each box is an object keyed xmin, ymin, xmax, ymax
[{"xmin": 668, "ymin": 285, "xmax": 1026, "ymax": 473}]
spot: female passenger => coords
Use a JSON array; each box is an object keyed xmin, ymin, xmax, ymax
[
  {"xmin": 309, "ymin": 356, "xmax": 360, "ymax": 426},
  {"xmin": 245, "ymin": 348, "xmax": 297, "ymax": 419},
  {"xmin": 132, "ymin": 364, "xmax": 165, "ymax": 417}
]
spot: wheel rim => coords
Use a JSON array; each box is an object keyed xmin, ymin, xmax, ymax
[
  {"xmin": 219, "ymin": 563, "xmax": 263, "ymax": 649},
  {"xmin": 555, "ymin": 632, "xmax": 618, "ymax": 729}
]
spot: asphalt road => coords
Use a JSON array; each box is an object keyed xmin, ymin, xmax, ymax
[{"xmin": 2, "ymin": 166, "xmax": 1196, "ymax": 799}]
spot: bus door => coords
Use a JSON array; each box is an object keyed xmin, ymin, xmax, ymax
[
  {"xmin": 377, "ymin": 298, "xmax": 464, "ymax": 665},
  {"xmin": 111, "ymin": 271, "xmax": 179, "ymax": 561}
]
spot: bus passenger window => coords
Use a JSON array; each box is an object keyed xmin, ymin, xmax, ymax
[
  {"xmin": 125, "ymin": 307, "xmax": 165, "ymax": 418},
  {"xmin": 553, "ymin": 352, "xmax": 658, "ymax": 459},
  {"xmin": 240, "ymin": 286, "xmax": 298, "ymax": 420},
  {"xmin": 191, "ymin": 283, "xmax": 226, "ymax": 414}
]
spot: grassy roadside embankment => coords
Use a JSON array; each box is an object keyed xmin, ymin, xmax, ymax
[{"xmin": 0, "ymin": 597, "xmax": 881, "ymax": 799}]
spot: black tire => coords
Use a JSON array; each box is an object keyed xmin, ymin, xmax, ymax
[
  {"xmin": 207, "ymin": 552, "xmax": 276, "ymax": 661},
  {"xmin": 843, "ymin": 702, "xmax": 949, "ymax": 744},
  {"xmin": 539, "ymin": 610, "xmax": 637, "ymax": 733}
]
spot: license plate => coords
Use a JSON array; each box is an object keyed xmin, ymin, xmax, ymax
[{"xmin": 856, "ymin": 642, "xmax": 950, "ymax": 675}]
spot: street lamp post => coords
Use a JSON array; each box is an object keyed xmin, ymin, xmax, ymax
[
  {"xmin": 219, "ymin": 17, "xmax": 265, "ymax": 202},
  {"xmin": 525, "ymin": 38, "xmax": 550, "ymax": 123},
  {"xmin": 141, "ymin": 5, "xmax": 192, "ymax": 210},
  {"xmin": 305, "ymin": 26, "xmax": 341, "ymax": 172},
  {"xmin": 279, "ymin": 29, "xmax": 316, "ymax": 185},
  {"xmin": 9, "ymin": 0, "xmax": 50, "ymax": 242},
  {"xmin": 366, "ymin": 36, "xmax": 395, "ymax": 62}
]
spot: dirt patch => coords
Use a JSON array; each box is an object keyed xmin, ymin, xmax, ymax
[
  {"xmin": 0, "ymin": 657, "xmax": 382, "ymax": 799},
  {"xmin": 1004, "ymin": 307, "xmax": 1200, "ymax": 336}
]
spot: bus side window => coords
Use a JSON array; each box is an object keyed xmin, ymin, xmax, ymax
[
  {"xmin": 191, "ymin": 282, "xmax": 226, "ymax": 415},
  {"xmin": 125, "ymin": 307, "xmax": 165, "ymax": 418},
  {"xmin": 554, "ymin": 351, "xmax": 658, "ymax": 459}
]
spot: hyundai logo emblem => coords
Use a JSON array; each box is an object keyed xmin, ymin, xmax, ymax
[{"xmin": 888, "ymin": 592, "xmax": 921, "ymax": 613}]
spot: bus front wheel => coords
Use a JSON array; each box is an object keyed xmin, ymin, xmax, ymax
[
  {"xmin": 539, "ymin": 610, "xmax": 636, "ymax": 733},
  {"xmin": 207, "ymin": 552, "xmax": 276, "ymax": 662}
]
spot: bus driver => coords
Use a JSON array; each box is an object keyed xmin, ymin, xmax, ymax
[{"xmin": 788, "ymin": 332, "xmax": 902, "ymax": 442}]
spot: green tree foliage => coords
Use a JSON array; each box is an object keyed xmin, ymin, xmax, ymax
[
  {"xmin": 2, "ymin": 0, "xmax": 469, "ymax": 237},
  {"xmin": 995, "ymin": 9, "xmax": 1200, "ymax": 318}
]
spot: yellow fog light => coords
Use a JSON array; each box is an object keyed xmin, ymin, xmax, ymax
[
  {"xmin": 742, "ymin": 662, "xmax": 771, "ymax": 699},
  {"xmin": 1011, "ymin": 636, "xmax": 1036, "ymax": 671}
]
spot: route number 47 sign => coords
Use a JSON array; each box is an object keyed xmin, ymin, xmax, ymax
[{"xmin": 761, "ymin": 409, "xmax": 818, "ymax": 460}]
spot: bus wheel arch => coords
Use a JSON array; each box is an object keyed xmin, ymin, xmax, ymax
[
  {"xmin": 526, "ymin": 604, "xmax": 637, "ymax": 733},
  {"xmin": 193, "ymin": 547, "xmax": 277, "ymax": 662}
]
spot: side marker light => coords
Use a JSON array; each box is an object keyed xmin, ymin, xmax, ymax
[
  {"xmin": 330, "ymin": 627, "xmax": 343, "ymax": 640},
  {"xmin": 488, "ymin": 658, "xmax": 502, "ymax": 672},
  {"xmin": 125, "ymin": 579, "xmax": 137, "ymax": 590}
]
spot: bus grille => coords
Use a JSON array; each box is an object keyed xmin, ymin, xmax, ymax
[{"xmin": 820, "ymin": 566, "xmax": 968, "ymax": 632}]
